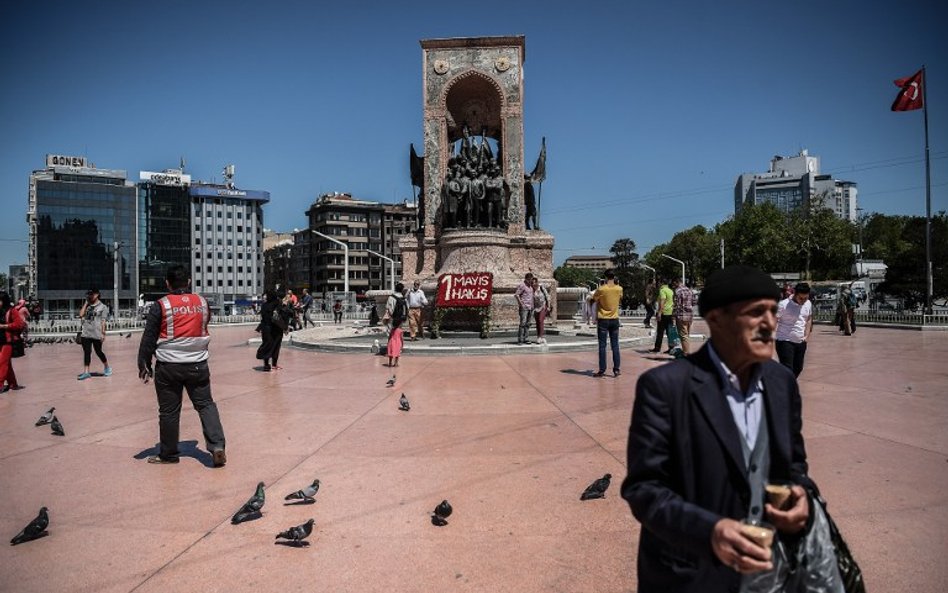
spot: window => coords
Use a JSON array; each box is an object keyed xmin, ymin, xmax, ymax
[
  {"xmin": 195, "ymin": 224, "xmax": 200, "ymax": 231},
  {"xmin": 217, "ymin": 225, "xmax": 222, "ymax": 232},
  {"xmin": 217, "ymin": 266, "xmax": 223, "ymax": 273},
  {"xmin": 227, "ymin": 266, "xmax": 233, "ymax": 273},
  {"xmin": 196, "ymin": 279, "xmax": 201, "ymax": 287},
  {"xmin": 195, "ymin": 238, "xmax": 201, "ymax": 245}
]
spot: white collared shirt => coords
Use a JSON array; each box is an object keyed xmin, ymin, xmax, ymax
[
  {"xmin": 708, "ymin": 342, "xmax": 764, "ymax": 450},
  {"xmin": 776, "ymin": 297, "xmax": 811, "ymax": 343}
]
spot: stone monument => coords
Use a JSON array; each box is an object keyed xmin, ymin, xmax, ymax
[{"xmin": 399, "ymin": 35, "xmax": 556, "ymax": 331}]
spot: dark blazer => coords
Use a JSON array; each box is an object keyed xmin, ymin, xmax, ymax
[{"xmin": 621, "ymin": 343, "xmax": 815, "ymax": 593}]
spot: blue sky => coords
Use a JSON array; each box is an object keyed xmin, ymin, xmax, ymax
[{"xmin": 1, "ymin": 0, "xmax": 945, "ymax": 272}]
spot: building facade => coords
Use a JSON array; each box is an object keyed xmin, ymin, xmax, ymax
[
  {"xmin": 381, "ymin": 202, "xmax": 419, "ymax": 289},
  {"xmin": 734, "ymin": 150, "xmax": 858, "ymax": 221},
  {"xmin": 563, "ymin": 255, "xmax": 613, "ymax": 272},
  {"xmin": 138, "ymin": 169, "xmax": 192, "ymax": 301},
  {"xmin": 28, "ymin": 154, "xmax": 138, "ymax": 317},
  {"xmin": 7, "ymin": 265, "xmax": 29, "ymax": 301},
  {"xmin": 190, "ymin": 182, "xmax": 269, "ymax": 314}
]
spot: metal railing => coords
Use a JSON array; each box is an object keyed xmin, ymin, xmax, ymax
[
  {"xmin": 26, "ymin": 311, "xmax": 372, "ymax": 333},
  {"xmin": 813, "ymin": 309, "xmax": 948, "ymax": 326}
]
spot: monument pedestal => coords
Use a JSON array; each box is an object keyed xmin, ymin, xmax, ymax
[{"xmin": 399, "ymin": 229, "xmax": 556, "ymax": 330}]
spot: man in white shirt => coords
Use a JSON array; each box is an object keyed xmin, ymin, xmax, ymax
[
  {"xmin": 775, "ymin": 282, "xmax": 813, "ymax": 378},
  {"xmin": 405, "ymin": 280, "xmax": 429, "ymax": 341}
]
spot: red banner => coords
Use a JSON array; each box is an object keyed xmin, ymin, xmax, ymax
[{"xmin": 436, "ymin": 272, "xmax": 493, "ymax": 307}]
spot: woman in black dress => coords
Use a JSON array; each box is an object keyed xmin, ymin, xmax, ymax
[{"xmin": 256, "ymin": 289, "xmax": 288, "ymax": 371}]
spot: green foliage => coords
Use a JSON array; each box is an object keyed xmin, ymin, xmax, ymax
[
  {"xmin": 715, "ymin": 202, "xmax": 796, "ymax": 274},
  {"xmin": 609, "ymin": 238, "xmax": 646, "ymax": 309},
  {"xmin": 553, "ymin": 265, "xmax": 600, "ymax": 289},
  {"xmin": 874, "ymin": 212, "xmax": 948, "ymax": 308},
  {"xmin": 643, "ymin": 226, "xmax": 719, "ymax": 286}
]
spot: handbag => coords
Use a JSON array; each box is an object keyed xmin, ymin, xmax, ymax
[
  {"xmin": 271, "ymin": 307, "xmax": 288, "ymax": 331},
  {"xmin": 76, "ymin": 331, "xmax": 83, "ymax": 344},
  {"xmin": 11, "ymin": 339, "xmax": 25, "ymax": 358},
  {"xmin": 816, "ymin": 494, "xmax": 866, "ymax": 593}
]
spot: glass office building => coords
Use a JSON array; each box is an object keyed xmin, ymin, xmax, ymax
[
  {"xmin": 28, "ymin": 156, "xmax": 138, "ymax": 317},
  {"xmin": 138, "ymin": 170, "xmax": 192, "ymax": 301}
]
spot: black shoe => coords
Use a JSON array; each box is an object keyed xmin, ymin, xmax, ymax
[
  {"xmin": 650, "ymin": 348, "xmax": 661, "ymax": 353},
  {"xmin": 212, "ymin": 449, "xmax": 227, "ymax": 468},
  {"xmin": 147, "ymin": 455, "xmax": 179, "ymax": 465},
  {"xmin": 262, "ymin": 365, "xmax": 272, "ymax": 372},
  {"xmin": 593, "ymin": 371, "xmax": 605, "ymax": 378},
  {"xmin": 613, "ymin": 370, "xmax": 621, "ymax": 377}
]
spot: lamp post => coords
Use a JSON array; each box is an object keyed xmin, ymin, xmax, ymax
[
  {"xmin": 367, "ymin": 249, "xmax": 395, "ymax": 291},
  {"xmin": 310, "ymin": 229, "xmax": 349, "ymax": 295},
  {"xmin": 660, "ymin": 254, "xmax": 686, "ymax": 286},
  {"xmin": 112, "ymin": 241, "xmax": 121, "ymax": 320},
  {"xmin": 637, "ymin": 262, "xmax": 656, "ymax": 281}
]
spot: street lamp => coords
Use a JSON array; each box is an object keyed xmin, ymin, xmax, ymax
[
  {"xmin": 660, "ymin": 254, "xmax": 685, "ymax": 286},
  {"xmin": 367, "ymin": 249, "xmax": 395, "ymax": 291},
  {"xmin": 636, "ymin": 262, "xmax": 656, "ymax": 281},
  {"xmin": 112, "ymin": 241, "xmax": 122, "ymax": 320},
  {"xmin": 310, "ymin": 229, "xmax": 349, "ymax": 295}
]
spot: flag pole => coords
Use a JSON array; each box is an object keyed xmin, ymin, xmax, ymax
[
  {"xmin": 536, "ymin": 180, "xmax": 543, "ymax": 229},
  {"xmin": 923, "ymin": 65, "xmax": 933, "ymax": 314}
]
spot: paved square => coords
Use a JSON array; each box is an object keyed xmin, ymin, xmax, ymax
[{"xmin": 1, "ymin": 324, "xmax": 946, "ymax": 592}]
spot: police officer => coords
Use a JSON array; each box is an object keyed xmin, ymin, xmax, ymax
[{"xmin": 138, "ymin": 265, "xmax": 226, "ymax": 467}]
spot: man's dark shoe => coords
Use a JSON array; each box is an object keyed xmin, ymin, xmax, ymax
[
  {"xmin": 147, "ymin": 455, "xmax": 179, "ymax": 465},
  {"xmin": 613, "ymin": 370, "xmax": 621, "ymax": 377},
  {"xmin": 593, "ymin": 371, "xmax": 605, "ymax": 378},
  {"xmin": 650, "ymin": 348, "xmax": 661, "ymax": 353},
  {"xmin": 212, "ymin": 449, "xmax": 227, "ymax": 468}
]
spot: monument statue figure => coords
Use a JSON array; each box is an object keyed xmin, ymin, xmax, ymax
[{"xmin": 523, "ymin": 175, "xmax": 538, "ymax": 230}]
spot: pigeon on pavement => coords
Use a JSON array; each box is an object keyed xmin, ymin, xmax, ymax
[
  {"xmin": 580, "ymin": 473, "xmax": 612, "ymax": 500},
  {"xmin": 231, "ymin": 482, "xmax": 266, "ymax": 524},
  {"xmin": 284, "ymin": 479, "xmax": 320, "ymax": 503},
  {"xmin": 35, "ymin": 407, "xmax": 56, "ymax": 426},
  {"xmin": 275, "ymin": 518, "xmax": 314, "ymax": 546},
  {"xmin": 385, "ymin": 375, "xmax": 396, "ymax": 387},
  {"xmin": 398, "ymin": 393, "xmax": 410, "ymax": 412},
  {"xmin": 50, "ymin": 417, "xmax": 65, "ymax": 437},
  {"xmin": 431, "ymin": 515, "xmax": 448, "ymax": 527},
  {"xmin": 434, "ymin": 500, "xmax": 452, "ymax": 518},
  {"xmin": 10, "ymin": 507, "xmax": 49, "ymax": 545}
]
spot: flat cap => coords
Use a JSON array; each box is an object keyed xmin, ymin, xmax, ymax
[{"xmin": 699, "ymin": 265, "xmax": 780, "ymax": 316}]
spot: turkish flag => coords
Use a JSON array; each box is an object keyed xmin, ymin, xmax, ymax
[{"xmin": 891, "ymin": 69, "xmax": 924, "ymax": 111}]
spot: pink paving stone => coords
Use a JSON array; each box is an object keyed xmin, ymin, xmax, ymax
[{"xmin": 1, "ymin": 324, "xmax": 946, "ymax": 592}]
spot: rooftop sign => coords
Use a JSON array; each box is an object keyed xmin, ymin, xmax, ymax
[
  {"xmin": 140, "ymin": 171, "xmax": 191, "ymax": 186},
  {"xmin": 46, "ymin": 154, "xmax": 86, "ymax": 168}
]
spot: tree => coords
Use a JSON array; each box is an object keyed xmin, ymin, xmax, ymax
[
  {"xmin": 876, "ymin": 212, "xmax": 948, "ymax": 308},
  {"xmin": 609, "ymin": 238, "xmax": 647, "ymax": 308},
  {"xmin": 553, "ymin": 264, "xmax": 600, "ymax": 289},
  {"xmin": 714, "ymin": 202, "xmax": 796, "ymax": 274},
  {"xmin": 787, "ymin": 194, "xmax": 856, "ymax": 281},
  {"xmin": 649, "ymin": 225, "xmax": 720, "ymax": 286}
]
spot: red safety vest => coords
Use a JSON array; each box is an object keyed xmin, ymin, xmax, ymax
[{"xmin": 156, "ymin": 293, "xmax": 211, "ymax": 363}]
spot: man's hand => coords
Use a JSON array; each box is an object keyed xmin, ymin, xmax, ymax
[
  {"xmin": 138, "ymin": 365, "xmax": 153, "ymax": 384},
  {"xmin": 766, "ymin": 484, "xmax": 809, "ymax": 534},
  {"xmin": 711, "ymin": 518, "xmax": 773, "ymax": 574}
]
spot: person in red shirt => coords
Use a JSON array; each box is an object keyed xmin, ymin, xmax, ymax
[
  {"xmin": 137, "ymin": 266, "xmax": 226, "ymax": 467},
  {"xmin": 0, "ymin": 292, "xmax": 26, "ymax": 392}
]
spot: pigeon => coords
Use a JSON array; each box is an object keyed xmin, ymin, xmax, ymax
[
  {"xmin": 50, "ymin": 417, "xmax": 65, "ymax": 437},
  {"xmin": 431, "ymin": 515, "xmax": 448, "ymax": 527},
  {"xmin": 125, "ymin": 333, "xmax": 131, "ymax": 339},
  {"xmin": 284, "ymin": 479, "xmax": 320, "ymax": 503},
  {"xmin": 385, "ymin": 375, "xmax": 396, "ymax": 387},
  {"xmin": 231, "ymin": 481, "xmax": 266, "ymax": 524},
  {"xmin": 398, "ymin": 393, "xmax": 410, "ymax": 412},
  {"xmin": 580, "ymin": 473, "xmax": 612, "ymax": 500},
  {"xmin": 275, "ymin": 518, "xmax": 314, "ymax": 546},
  {"xmin": 434, "ymin": 500, "xmax": 452, "ymax": 518},
  {"xmin": 10, "ymin": 507, "xmax": 49, "ymax": 545},
  {"xmin": 35, "ymin": 407, "xmax": 56, "ymax": 426}
]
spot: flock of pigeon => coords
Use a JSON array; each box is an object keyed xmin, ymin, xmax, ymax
[{"xmin": 10, "ymin": 373, "xmax": 615, "ymax": 548}]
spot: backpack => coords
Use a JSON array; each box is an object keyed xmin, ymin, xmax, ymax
[{"xmin": 392, "ymin": 296, "xmax": 408, "ymax": 325}]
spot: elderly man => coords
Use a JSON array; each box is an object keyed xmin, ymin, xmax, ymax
[{"xmin": 622, "ymin": 265, "xmax": 826, "ymax": 593}]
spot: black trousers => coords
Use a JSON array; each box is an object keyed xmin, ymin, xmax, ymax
[
  {"xmin": 154, "ymin": 360, "xmax": 225, "ymax": 460},
  {"xmin": 776, "ymin": 340, "xmax": 808, "ymax": 378},
  {"xmin": 653, "ymin": 315, "xmax": 672, "ymax": 351},
  {"xmin": 81, "ymin": 337, "xmax": 108, "ymax": 366}
]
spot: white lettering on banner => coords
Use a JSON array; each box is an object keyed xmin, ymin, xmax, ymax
[
  {"xmin": 46, "ymin": 154, "xmax": 86, "ymax": 168},
  {"xmin": 171, "ymin": 306, "xmax": 207, "ymax": 315}
]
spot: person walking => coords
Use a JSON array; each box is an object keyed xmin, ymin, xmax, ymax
[
  {"xmin": 622, "ymin": 265, "xmax": 827, "ymax": 593},
  {"xmin": 531, "ymin": 276, "xmax": 552, "ymax": 345},
  {"xmin": 643, "ymin": 279, "xmax": 656, "ymax": 328},
  {"xmin": 384, "ymin": 283, "xmax": 407, "ymax": 367},
  {"xmin": 515, "ymin": 273, "xmax": 534, "ymax": 344},
  {"xmin": 588, "ymin": 269, "xmax": 623, "ymax": 377},
  {"xmin": 405, "ymin": 280, "xmax": 428, "ymax": 341},
  {"xmin": 137, "ymin": 265, "xmax": 226, "ymax": 467},
  {"xmin": 651, "ymin": 278, "xmax": 674, "ymax": 353},
  {"xmin": 256, "ymin": 289, "xmax": 287, "ymax": 371},
  {"xmin": 673, "ymin": 279, "xmax": 696, "ymax": 355},
  {"xmin": 78, "ymin": 288, "xmax": 111, "ymax": 380},
  {"xmin": 333, "ymin": 299, "xmax": 343, "ymax": 324},
  {"xmin": 300, "ymin": 288, "xmax": 315, "ymax": 328},
  {"xmin": 0, "ymin": 292, "xmax": 26, "ymax": 392},
  {"xmin": 775, "ymin": 282, "xmax": 813, "ymax": 377}
]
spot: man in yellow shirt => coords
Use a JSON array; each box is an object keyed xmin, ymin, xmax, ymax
[{"xmin": 589, "ymin": 269, "xmax": 624, "ymax": 377}]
